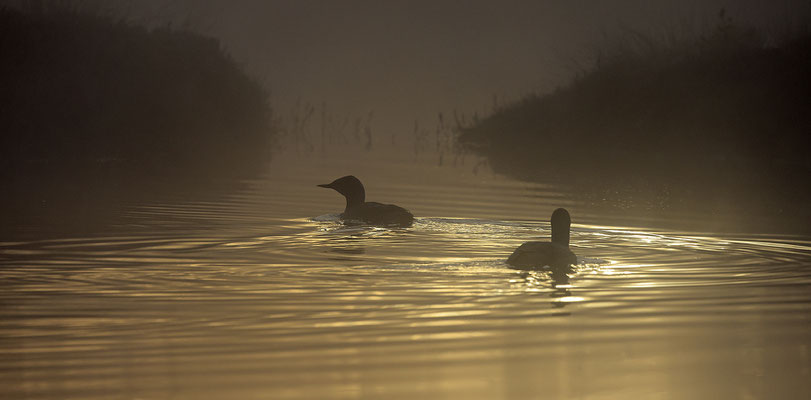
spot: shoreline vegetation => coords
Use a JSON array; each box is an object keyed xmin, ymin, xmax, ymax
[
  {"xmin": 0, "ymin": 4, "xmax": 273, "ymax": 238},
  {"xmin": 0, "ymin": 4, "xmax": 273, "ymax": 177},
  {"xmin": 458, "ymin": 13, "xmax": 811, "ymax": 233}
]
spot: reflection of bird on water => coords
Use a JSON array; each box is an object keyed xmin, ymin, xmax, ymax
[
  {"xmin": 318, "ymin": 175, "xmax": 414, "ymax": 227},
  {"xmin": 507, "ymin": 208, "xmax": 576, "ymax": 269},
  {"xmin": 516, "ymin": 268, "xmax": 573, "ymax": 309}
]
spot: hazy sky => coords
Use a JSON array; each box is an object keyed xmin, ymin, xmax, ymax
[{"xmin": 9, "ymin": 0, "xmax": 810, "ymax": 137}]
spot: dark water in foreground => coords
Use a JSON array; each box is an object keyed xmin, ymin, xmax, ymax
[{"xmin": 2, "ymin": 149, "xmax": 811, "ymax": 399}]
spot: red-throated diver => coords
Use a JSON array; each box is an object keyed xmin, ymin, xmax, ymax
[{"xmin": 318, "ymin": 175, "xmax": 414, "ymax": 227}]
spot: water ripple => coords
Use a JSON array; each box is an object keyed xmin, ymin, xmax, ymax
[{"xmin": 2, "ymin": 156, "xmax": 811, "ymax": 399}]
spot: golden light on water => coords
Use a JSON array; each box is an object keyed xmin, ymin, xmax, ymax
[
  {"xmin": 552, "ymin": 296, "xmax": 586, "ymax": 303},
  {"xmin": 3, "ymin": 177, "xmax": 811, "ymax": 399},
  {"xmin": 3, "ymin": 0, "xmax": 811, "ymax": 397}
]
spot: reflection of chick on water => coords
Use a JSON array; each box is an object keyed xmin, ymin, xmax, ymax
[{"xmin": 517, "ymin": 268, "xmax": 573, "ymax": 308}]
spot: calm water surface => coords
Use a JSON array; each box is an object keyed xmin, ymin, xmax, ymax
[{"xmin": 2, "ymin": 149, "xmax": 811, "ymax": 399}]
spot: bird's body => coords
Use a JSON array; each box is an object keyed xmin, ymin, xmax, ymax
[
  {"xmin": 342, "ymin": 201, "xmax": 414, "ymax": 227},
  {"xmin": 318, "ymin": 175, "xmax": 414, "ymax": 227},
  {"xmin": 507, "ymin": 208, "xmax": 576, "ymax": 269},
  {"xmin": 507, "ymin": 241, "xmax": 576, "ymax": 268}
]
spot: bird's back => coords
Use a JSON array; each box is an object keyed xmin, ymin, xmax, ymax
[
  {"xmin": 507, "ymin": 241, "xmax": 576, "ymax": 269},
  {"xmin": 343, "ymin": 201, "xmax": 414, "ymax": 227}
]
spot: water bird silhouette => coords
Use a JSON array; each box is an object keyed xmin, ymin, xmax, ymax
[
  {"xmin": 508, "ymin": 208, "xmax": 577, "ymax": 269},
  {"xmin": 318, "ymin": 175, "xmax": 414, "ymax": 227}
]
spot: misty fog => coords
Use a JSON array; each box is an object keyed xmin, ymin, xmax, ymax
[{"xmin": 2, "ymin": 1, "xmax": 811, "ymax": 399}]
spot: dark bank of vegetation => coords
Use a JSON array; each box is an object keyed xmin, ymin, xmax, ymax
[
  {"xmin": 459, "ymin": 14, "xmax": 811, "ymax": 232},
  {"xmin": 0, "ymin": 4, "xmax": 272, "ymax": 175},
  {"xmin": 0, "ymin": 4, "xmax": 273, "ymax": 238}
]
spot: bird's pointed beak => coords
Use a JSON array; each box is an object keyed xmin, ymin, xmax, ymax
[{"xmin": 317, "ymin": 183, "xmax": 332, "ymax": 188}]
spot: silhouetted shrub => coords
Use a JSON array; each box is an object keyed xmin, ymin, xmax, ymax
[
  {"xmin": 0, "ymin": 6, "xmax": 272, "ymax": 176},
  {"xmin": 461, "ymin": 18, "xmax": 810, "ymax": 183},
  {"xmin": 457, "ymin": 15, "xmax": 811, "ymax": 230}
]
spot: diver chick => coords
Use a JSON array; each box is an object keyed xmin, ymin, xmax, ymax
[{"xmin": 507, "ymin": 208, "xmax": 576, "ymax": 269}]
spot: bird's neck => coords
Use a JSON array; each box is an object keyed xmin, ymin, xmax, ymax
[
  {"xmin": 551, "ymin": 225, "xmax": 570, "ymax": 247},
  {"xmin": 551, "ymin": 212, "xmax": 571, "ymax": 247},
  {"xmin": 551, "ymin": 232, "xmax": 569, "ymax": 247},
  {"xmin": 343, "ymin": 191, "xmax": 365, "ymax": 212}
]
